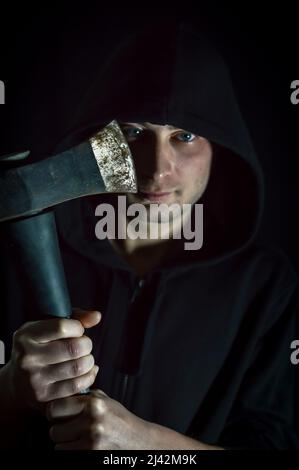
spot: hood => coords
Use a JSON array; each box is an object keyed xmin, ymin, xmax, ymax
[{"xmin": 55, "ymin": 21, "xmax": 264, "ymax": 268}]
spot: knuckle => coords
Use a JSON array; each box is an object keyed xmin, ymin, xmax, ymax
[
  {"xmin": 56, "ymin": 319, "xmax": 70, "ymax": 338},
  {"xmin": 90, "ymin": 423, "xmax": 103, "ymax": 440},
  {"xmin": 97, "ymin": 398, "xmax": 108, "ymax": 415},
  {"xmin": 29, "ymin": 372, "xmax": 41, "ymax": 391},
  {"xmin": 71, "ymin": 359, "xmax": 83, "ymax": 376},
  {"xmin": 86, "ymin": 397, "xmax": 99, "ymax": 417},
  {"xmin": 65, "ymin": 339, "xmax": 80, "ymax": 359},
  {"xmin": 18, "ymin": 354, "xmax": 34, "ymax": 372},
  {"xmin": 33, "ymin": 383, "xmax": 48, "ymax": 403},
  {"xmin": 66, "ymin": 336, "xmax": 92, "ymax": 359},
  {"xmin": 70, "ymin": 377, "xmax": 81, "ymax": 395},
  {"xmin": 13, "ymin": 323, "xmax": 36, "ymax": 353},
  {"xmin": 89, "ymin": 396, "xmax": 107, "ymax": 416},
  {"xmin": 57, "ymin": 319, "xmax": 84, "ymax": 338}
]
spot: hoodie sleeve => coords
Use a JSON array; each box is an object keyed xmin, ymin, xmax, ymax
[{"xmin": 217, "ymin": 281, "xmax": 299, "ymax": 449}]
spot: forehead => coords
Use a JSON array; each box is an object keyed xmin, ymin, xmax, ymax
[{"xmin": 121, "ymin": 122, "xmax": 180, "ymax": 131}]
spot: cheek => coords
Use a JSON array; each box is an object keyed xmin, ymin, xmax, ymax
[
  {"xmin": 177, "ymin": 152, "xmax": 212, "ymax": 203},
  {"xmin": 176, "ymin": 140, "xmax": 212, "ymax": 178},
  {"xmin": 181, "ymin": 155, "xmax": 211, "ymax": 187}
]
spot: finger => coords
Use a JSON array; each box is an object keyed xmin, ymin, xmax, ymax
[
  {"xmin": 37, "ymin": 335, "xmax": 93, "ymax": 365},
  {"xmin": 50, "ymin": 413, "xmax": 88, "ymax": 443},
  {"xmin": 47, "ymin": 395, "xmax": 87, "ymax": 422},
  {"xmin": 48, "ymin": 365, "xmax": 99, "ymax": 400},
  {"xmin": 72, "ymin": 309, "xmax": 102, "ymax": 329},
  {"xmin": 44, "ymin": 354, "xmax": 95, "ymax": 383},
  {"xmin": 21, "ymin": 318, "xmax": 84, "ymax": 343}
]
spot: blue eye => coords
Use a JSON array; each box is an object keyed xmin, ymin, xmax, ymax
[
  {"xmin": 175, "ymin": 132, "xmax": 196, "ymax": 142},
  {"xmin": 122, "ymin": 127, "xmax": 143, "ymax": 140}
]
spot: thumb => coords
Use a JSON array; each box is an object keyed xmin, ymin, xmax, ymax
[{"xmin": 72, "ymin": 308, "xmax": 102, "ymax": 329}]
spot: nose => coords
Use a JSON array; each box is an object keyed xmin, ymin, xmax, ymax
[{"xmin": 136, "ymin": 134, "xmax": 174, "ymax": 183}]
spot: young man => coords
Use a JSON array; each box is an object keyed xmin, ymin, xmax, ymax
[{"xmin": 0, "ymin": 22, "xmax": 298, "ymax": 449}]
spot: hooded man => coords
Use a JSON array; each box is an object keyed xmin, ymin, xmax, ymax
[{"xmin": 0, "ymin": 21, "xmax": 298, "ymax": 450}]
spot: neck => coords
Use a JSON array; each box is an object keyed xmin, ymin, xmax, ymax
[{"xmin": 108, "ymin": 201, "xmax": 192, "ymax": 276}]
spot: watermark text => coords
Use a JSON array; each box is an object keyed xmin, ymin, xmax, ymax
[
  {"xmin": 0, "ymin": 80, "xmax": 5, "ymax": 104},
  {"xmin": 290, "ymin": 80, "xmax": 299, "ymax": 105},
  {"xmin": 94, "ymin": 196, "xmax": 203, "ymax": 250}
]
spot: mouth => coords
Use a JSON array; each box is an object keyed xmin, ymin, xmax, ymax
[{"xmin": 138, "ymin": 190, "xmax": 173, "ymax": 202}]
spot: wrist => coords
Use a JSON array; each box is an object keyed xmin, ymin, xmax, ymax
[{"xmin": 146, "ymin": 421, "xmax": 223, "ymax": 450}]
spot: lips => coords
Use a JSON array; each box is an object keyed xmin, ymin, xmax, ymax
[{"xmin": 138, "ymin": 190, "xmax": 173, "ymax": 201}]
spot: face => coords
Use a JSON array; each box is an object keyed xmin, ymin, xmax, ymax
[{"xmin": 121, "ymin": 122, "xmax": 213, "ymax": 208}]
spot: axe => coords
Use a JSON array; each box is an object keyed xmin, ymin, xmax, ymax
[{"xmin": 0, "ymin": 120, "xmax": 137, "ymax": 320}]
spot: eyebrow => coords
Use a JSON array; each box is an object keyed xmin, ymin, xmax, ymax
[{"xmin": 120, "ymin": 122, "xmax": 183, "ymax": 131}]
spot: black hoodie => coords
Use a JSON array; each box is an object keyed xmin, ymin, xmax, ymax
[{"xmin": 1, "ymin": 21, "xmax": 299, "ymax": 450}]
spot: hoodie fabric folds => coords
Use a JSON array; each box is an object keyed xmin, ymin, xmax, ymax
[{"xmin": 1, "ymin": 22, "xmax": 298, "ymax": 449}]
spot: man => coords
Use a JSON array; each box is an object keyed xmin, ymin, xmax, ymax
[{"xmin": 0, "ymin": 22, "xmax": 298, "ymax": 449}]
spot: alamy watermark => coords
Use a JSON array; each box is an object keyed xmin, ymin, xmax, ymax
[
  {"xmin": 94, "ymin": 196, "xmax": 203, "ymax": 250},
  {"xmin": 290, "ymin": 340, "xmax": 299, "ymax": 365},
  {"xmin": 290, "ymin": 80, "xmax": 299, "ymax": 105},
  {"xmin": 0, "ymin": 80, "xmax": 5, "ymax": 104},
  {"xmin": 0, "ymin": 340, "xmax": 5, "ymax": 364}
]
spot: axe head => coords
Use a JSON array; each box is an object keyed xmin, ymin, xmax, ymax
[
  {"xmin": 89, "ymin": 120, "xmax": 137, "ymax": 193},
  {"xmin": 0, "ymin": 120, "xmax": 138, "ymax": 222}
]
